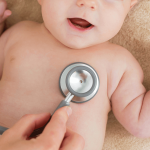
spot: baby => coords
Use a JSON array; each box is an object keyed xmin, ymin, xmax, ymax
[{"xmin": 0, "ymin": 0, "xmax": 148, "ymax": 149}]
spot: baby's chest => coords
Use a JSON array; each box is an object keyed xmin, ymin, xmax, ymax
[
  {"xmin": 0, "ymin": 42, "xmax": 112, "ymax": 119},
  {"xmin": 2, "ymin": 43, "xmax": 108, "ymax": 102},
  {"xmin": 6, "ymin": 43, "xmax": 104, "ymax": 78}
]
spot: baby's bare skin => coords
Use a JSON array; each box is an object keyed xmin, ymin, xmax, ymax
[
  {"xmin": 0, "ymin": 20, "xmax": 146, "ymax": 150},
  {"xmin": 1, "ymin": 0, "xmax": 150, "ymax": 150},
  {"xmin": 0, "ymin": 21, "xmax": 113, "ymax": 149}
]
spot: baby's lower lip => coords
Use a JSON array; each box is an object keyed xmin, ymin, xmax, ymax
[{"xmin": 67, "ymin": 19, "xmax": 94, "ymax": 32}]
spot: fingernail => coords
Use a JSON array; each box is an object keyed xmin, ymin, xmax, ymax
[{"xmin": 66, "ymin": 106, "xmax": 72, "ymax": 116}]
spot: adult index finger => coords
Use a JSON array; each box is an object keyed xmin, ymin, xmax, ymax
[
  {"xmin": 2, "ymin": 112, "xmax": 51, "ymax": 141},
  {"xmin": 38, "ymin": 106, "xmax": 72, "ymax": 149}
]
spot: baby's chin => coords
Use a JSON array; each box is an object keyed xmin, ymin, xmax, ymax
[
  {"xmin": 64, "ymin": 42, "xmax": 88, "ymax": 50},
  {"xmin": 58, "ymin": 38, "xmax": 96, "ymax": 50}
]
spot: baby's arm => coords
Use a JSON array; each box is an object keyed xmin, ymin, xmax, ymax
[
  {"xmin": 0, "ymin": 28, "xmax": 8, "ymax": 79},
  {"xmin": 110, "ymin": 49, "xmax": 150, "ymax": 138},
  {"xmin": 0, "ymin": 0, "xmax": 11, "ymax": 78}
]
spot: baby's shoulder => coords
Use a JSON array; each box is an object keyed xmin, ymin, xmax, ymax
[
  {"xmin": 105, "ymin": 42, "xmax": 139, "ymax": 67},
  {"xmin": 107, "ymin": 42, "xmax": 133, "ymax": 58},
  {"xmin": 95, "ymin": 42, "xmax": 140, "ymax": 74},
  {"xmin": 8, "ymin": 20, "xmax": 39, "ymax": 38},
  {"xmin": 1, "ymin": 21, "xmax": 40, "ymax": 50},
  {"xmin": 11, "ymin": 20, "xmax": 38, "ymax": 30},
  {"xmin": 97, "ymin": 42, "xmax": 134, "ymax": 61}
]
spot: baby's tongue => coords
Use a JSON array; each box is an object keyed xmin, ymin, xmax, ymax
[{"xmin": 69, "ymin": 18, "xmax": 91, "ymax": 28}]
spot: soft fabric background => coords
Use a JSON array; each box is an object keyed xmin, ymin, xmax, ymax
[{"xmin": 5, "ymin": 0, "xmax": 150, "ymax": 149}]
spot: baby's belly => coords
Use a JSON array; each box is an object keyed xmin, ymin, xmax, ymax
[{"xmin": 0, "ymin": 46, "xmax": 110, "ymax": 149}]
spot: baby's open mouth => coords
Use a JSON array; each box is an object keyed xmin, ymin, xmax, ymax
[{"xmin": 68, "ymin": 18, "xmax": 94, "ymax": 31}]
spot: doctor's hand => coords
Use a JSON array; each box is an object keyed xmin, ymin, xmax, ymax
[{"xmin": 0, "ymin": 107, "xmax": 85, "ymax": 150}]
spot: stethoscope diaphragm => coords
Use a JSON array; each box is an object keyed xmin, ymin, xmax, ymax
[{"xmin": 59, "ymin": 62, "xmax": 100, "ymax": 103}]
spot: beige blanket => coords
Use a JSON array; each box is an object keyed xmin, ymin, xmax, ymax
[{"xmin": 5, "ymin": 0, "xmax": 150, "ymax": 149}]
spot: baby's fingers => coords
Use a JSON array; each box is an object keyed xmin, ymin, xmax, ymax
[
  {"xmin": 0, "ymin": 1, "xmax": 11, "ymax": 23},
  {"xmin": 2, "ymin": 9, "xmax": 11, "ymax": 21}
]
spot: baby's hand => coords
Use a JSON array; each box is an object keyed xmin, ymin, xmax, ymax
[{"xmin": 0, "ymin": 0, "xmax": 11, "ymax": 24}]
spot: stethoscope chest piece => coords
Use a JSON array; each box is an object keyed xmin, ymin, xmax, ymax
[{"xmin": 59, "ymin": 62, "xmax": 100, "ymax": 103}]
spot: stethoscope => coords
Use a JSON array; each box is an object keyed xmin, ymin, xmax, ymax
[{"xmin": 0, "ymin": 62, "xmax": 100, "ymax": 137}]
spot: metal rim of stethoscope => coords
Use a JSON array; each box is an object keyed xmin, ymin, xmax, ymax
[{"xmin": 59, "ymin": 62, "xmax": 100, "ymax": 103}]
